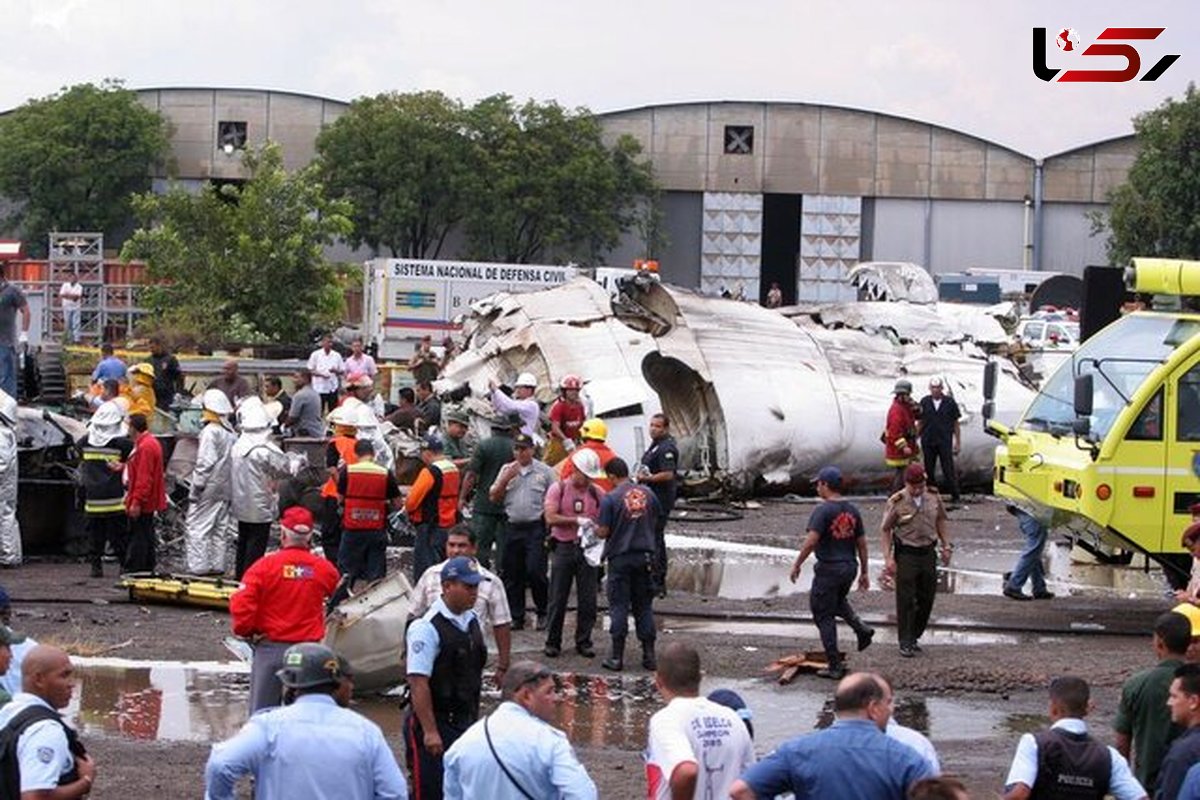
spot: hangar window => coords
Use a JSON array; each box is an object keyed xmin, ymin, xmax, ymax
[
  {"xmin": 217, "ymin": 121, "xmax": 248, "ymax": 153},
  {"xmin": 724, "ymin": 125, "xmax": 754, "ymax": 155},
  {"xmin": 1126, "ymin": 388, "xmax": 1162, "ymax": 441}
]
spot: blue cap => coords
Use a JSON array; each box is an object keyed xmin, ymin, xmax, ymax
[
  {"xmin": 440, "ymin": 556, "xmax": 486, "ymax": 586},
  {"xmin": 421, "ymin": 434, "xmax": 444, "ymax": 452},
  {"xmin": 708, "ymin": 689, "xmax": 754, "ymax": 738},
  {"xmin": 816, "ymin": 465, "xmax": 842, "ymax": 488}
]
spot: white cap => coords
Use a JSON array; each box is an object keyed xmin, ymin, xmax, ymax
[
  {"xmin": 514, "ymin": 372, "xmax": 538, "ymax": 388},
  {"xmin": 201, "ymin": 388, "xmax": 234, "ymax": 415}
]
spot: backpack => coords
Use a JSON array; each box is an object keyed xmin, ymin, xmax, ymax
[{"xmin": 0, "ymin": 705, "xmax": 86, "ymax": 800}]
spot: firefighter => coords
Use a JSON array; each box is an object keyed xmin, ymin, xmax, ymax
[
  {"xmin": 126, "ymin": 363, "xmax": 157, "ymax": 421},
  {"xmin": 884, "ymin": 379, "xmax": 921, "ymax": 493},
  {"xmin": 545, "ymin": 374, "xmax": 586, "ymax": 466},
  {"xmin": 319, "ymin": 400, "xmax": 362, "ymax": 566},
  {"xmin": 0, "ymin": 390, "xmax": 18, "ymax": 567},
  {"xmin": 558, "ymin": 418, "xmax": 618, "ymax": 492},
  {"xmin": 334, "ymin": 440, "xmax": 401, "ymax": 604},
  {"xmin": 185, "ymin": 389, "xmax": 237, "ymax": 575},
  {"xmin": 353, "ymin": 403, "xmax": 394, "ymax": 474},
  {"xmin": 405, "ymin": 435, "xmax": 461, "ymax": 582},
  {"xmin": 79, "ymin": 400, "xmax": 133, "ymax": 578}
]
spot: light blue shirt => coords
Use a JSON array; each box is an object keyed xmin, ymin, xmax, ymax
[
  {"xmin": 886, "ymin": 718, "xmax": 940, "ymax": 776},
  {"xmin": 1180, "ymin": 762, "xmax": 1200, "ymax": 800},
  {"xmin": 0, "ymin": 693, "xmax": 76, "ymax": 791},
  {"xmin": 444, "ymin": 701, "xmax": 597, "ymax": 800},
  {"xmin": 0, "ymin": 636, "xmax": 38, "ymax": 698},
  {"xmin": 204, "ymin": 694, "xmax": 407, "ymax": 800},
  {"xmin": 406, "ymin": 598, "xmax": 478, "ymax": 677},
  {"xmin": 91, "ymin": 356, "xmax": 127, "ymax": 382},
  {"xmin": 1003, "ymin": 718, "xmax": 1145, "ymax": 800}
]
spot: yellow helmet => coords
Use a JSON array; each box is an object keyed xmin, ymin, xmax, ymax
[
  {"xmin": 129, "ymin": 363, "xmax": 155, "ymax": 383},
  {"xmin": 579, "ymin": 417, "xmax": 607, "ymax": 442}
]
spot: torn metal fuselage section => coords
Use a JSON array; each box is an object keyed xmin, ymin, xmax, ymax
[{"xmin": 442, "ymin": 277, "xmax": 1035, "ymax": 495}]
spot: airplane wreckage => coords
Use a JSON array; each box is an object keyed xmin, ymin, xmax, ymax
[{"xmin": 439, "ymin": 269, "xmax": 1035, "ymax": 494}]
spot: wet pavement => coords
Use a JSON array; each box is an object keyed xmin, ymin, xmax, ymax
[{"xmin": 67, "ymin": 657, "xmax": 1049, "ymax": 754}]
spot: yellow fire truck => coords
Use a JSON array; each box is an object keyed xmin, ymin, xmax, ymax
[{"xmin": 986, "ymin": 258, "xmax": 1200, "ymax": 585}]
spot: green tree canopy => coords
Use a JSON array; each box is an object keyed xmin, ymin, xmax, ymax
[
  {"xmin": 0, "ymin": 80, "xmax": 170, "ymax": 255},
  {"xmin": 316, "ymin": 91, "xmax": 470, "ymax": 258},
  {"xmin": 122, "ymin": 142, "xmax": 352, "ymax": 345},
  {"xmin": 1102, "ymin": 83, "xmax": 1200, "ymax": 265},
  {"xmin": 462, "ymin": 95, "xmax": 657, "ymax": 264}
]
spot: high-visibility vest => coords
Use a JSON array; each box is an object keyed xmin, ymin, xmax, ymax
[
  {"xmin": 342, "ymin": 460, "xmax": 391, "ymax": 530},
  {"xmin": 321, "ymin": 436, "xmax": 359, "ymax": 499},
  {"xmin": 412, "ymin": 459, "xmax": 461, "ymax": 528}
]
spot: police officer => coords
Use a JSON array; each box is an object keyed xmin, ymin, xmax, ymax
[
  {"xmin": 459, "ymin": 413, "xmax": 518, "ymax": 571},
  {"xmin": 78, "ymin": 400, "xmax": 133, "ymax": 578},
  {"xmin": 1003, "ymin": 676, "xmax": 1146, "ymax": 800},
  {"xmin": 597, "ymin": 458, "xmax": 661, "ymax": 672},
  {"xmin": 405, "ymin": 556, "xmax": 488, "ymax": 800},
  {"xmin": 789, "ymin": 466, "xmax": 874, "ymax": 680},
  {"xmin": 0, "ymin": 645, "xmax": 96, "ymax": 798},
  {"xmin": 880, "ymin": 464, "xmax": 952, "ymax": 658},
  {"xmin": 638, "ymin": 413, "xmax": 679, "ymax": 597},
  {"xmin": 204, "ymin": 643, "xmax": 408, "ymax": 800}
]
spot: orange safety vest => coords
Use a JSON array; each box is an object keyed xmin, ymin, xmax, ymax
[
  {"xmin": 321, "ymin": 436, "xmax": 359, "ymax": 499},
  {"xmin": 412, "ymin": 459, "xmax": 461, "ymax": 528},
  {"xmin": 342, "ymin": 460, "xmax": 391, "ymax": 531}
]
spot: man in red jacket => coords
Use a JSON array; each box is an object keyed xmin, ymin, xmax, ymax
[
  {"xmin": 124, "ymin": 413, "xmax": 167, "ymax": 573},
  {"xmin": 229, "ymin": 506, "xmax": 340, "ymax": 713}
]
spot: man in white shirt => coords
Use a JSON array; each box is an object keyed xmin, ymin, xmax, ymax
[
  {"xmin": 307, "ymin": 334, "xmax": 344, "ymax": 413},
  {"xmin": 880, "ymin": 677, "xmax": 941, "ymax": 776},
  {"xmin": 0, "ymin": 645, "xmax": 96, "ymax": 798},
  {"xmin": 1003, "ymin": 675, "xmax": 1146, "ymax": 800},
  {"xmin": 646, "ymin": 642, "xmax": 755, "ymax": 800},
  {"xmin": 410, "ymin": 524, "xmax": 513, "ymax": 688},
  {"xmin": 59, "ymin": 272, "xmax": 83, "ymax": 343},
  {"xmin": 444, "ymin": 660, "xmax": 596, "ymax": 800}
]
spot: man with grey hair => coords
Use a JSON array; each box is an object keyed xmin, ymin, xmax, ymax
[{"xmin": 443, "ymin": 660, "xmax": 596, "ymax": 800}]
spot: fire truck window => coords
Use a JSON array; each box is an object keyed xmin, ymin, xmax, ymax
[
  {"xmin": 1127, "ymin": 388, "xmax": 1163, "ymax": 441},
  {"xmin": 1178, "ymin": 368, "xmax": 1200, "ymax": 442}
]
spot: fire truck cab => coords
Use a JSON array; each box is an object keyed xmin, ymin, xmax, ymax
[{"xmin": 988, "ymin": 258, "xmax": 1200, "ymax": 584}]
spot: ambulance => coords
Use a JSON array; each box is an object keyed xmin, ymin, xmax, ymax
[{"xmin": 986, "ymin": 258, "xmax": 1200, "ymax": 584}]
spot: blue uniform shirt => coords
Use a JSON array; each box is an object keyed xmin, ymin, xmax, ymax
[
  {"xmin": 204, "ymin": 693, "xmax": 407, "ymax": 800},
  {"xmin": 406, "ymin": 597, "xmax": 478, "ymax": 676},
  {"xmin": 444, "ymin": 701, "xmax": 597, "ymax": 800},
  {"xmin": 90, "ymin": 356, "xmax": 127, "ymax": 382},
  {"xmin": 740, "ymin": 718, "xmax": 931, "ymax": 800},
  {"xmin": 1179, "ymin": 762, "xmax": 1200, "ymax": 799},
  {"xmin": 807, "ymin": 500, "xmax": 864, "ymax": 564}
]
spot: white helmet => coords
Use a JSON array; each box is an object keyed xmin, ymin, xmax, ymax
[
  {"xmin": 0, "ymin": 389, "xmax": 16, "ymax": 428},
  {"xmin": 353, "ymin": 403, "xmax": 379, "ymax": 430},
  {"xmin": 237, "ymin": 396, "xmax": 272, "ymax": 431},
  {"xmin": 570, "ymin": 448, "xmax": 606, "ymax": 480},
  {"xmin": 514, "ymin": 372, "xmax": 538, "ymax": 389},
  {"xmin": 91, "ymin": 400, "xmax": 125, "ymax": 428},
  {"xmin": 201, "ymin": 388, "xmax": 234, "ymax": 415}
]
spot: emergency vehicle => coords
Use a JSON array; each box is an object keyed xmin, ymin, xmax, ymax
[{"xmin": 986, "ymin": 258, "xmax": 1200, "ymax": 583}]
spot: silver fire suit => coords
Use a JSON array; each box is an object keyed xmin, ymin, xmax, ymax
[
  {"xmin": 0, "ymin": 420, "xmax": 18, "ymax": 566},
  {"xmin": 185, "ymin": 421, "xmax": 237, "ymax": 573},
  {"xmin": 230, "ymin": 431, "xmax": 306, "ymax": 524}
]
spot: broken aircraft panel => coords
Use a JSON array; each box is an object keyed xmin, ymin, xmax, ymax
[{"xmin": 441, "ymin": 276, "xmax": 1034, "ymax": 494}]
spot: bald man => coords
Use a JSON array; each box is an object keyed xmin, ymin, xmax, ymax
[
  {"xmin": 730, "ymin": 672, "xmax": 930, "ymax": 799},
  {"xmin": 0, "ymin": 645, "xmax": 95, "ymax": 798}
]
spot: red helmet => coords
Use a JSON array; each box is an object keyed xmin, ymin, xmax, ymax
[{"xmin": 560, "ymin": 374, "xmax": 582, "ymax": 391}]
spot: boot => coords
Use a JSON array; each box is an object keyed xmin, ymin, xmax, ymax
[
  {"xmin": 601, "ymin": 638, "xmax": 624, "ymax": 672},
  {"xmin": 641, "ymin": 641, "xmax": 657, "ymax": 671},
  {"xmin": 844, "ymin": 609, "xmax": 875, "ymax": 652}
]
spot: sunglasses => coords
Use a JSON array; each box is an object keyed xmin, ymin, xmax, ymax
[{"xmin": 518, "ymin": 668, "xmax": 561, "ymax": 693}]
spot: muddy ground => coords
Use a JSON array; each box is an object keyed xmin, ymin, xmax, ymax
[{"xmin": 1, "ymin": 495, "xmax": 1179, "ymax": 799}]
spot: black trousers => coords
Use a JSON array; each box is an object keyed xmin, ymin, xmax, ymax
[
  {"xmin": 320, "ymin": 391, "xmax": 338, "ymax": 414},
  {"xmin": 651, "ymin": 514, "xmax": 669, "ymax": 591},
  {"xmin": 88, "ymin": 514, "xmax": 128, "ymax": 569},
  {"xmin": 404, "ymin": 712, "xmax": 470, "ymax": 800},
  {"xmin": 922, "ymin": 439, "xmax": 959, "ymax": 502},
  {"xmin": 545, "ymin": 540, "xmax": 598, "ymax": 650},
  {"xmin": 810, "ymin": 560, "xmax": 869, "ymax": 664},
  {"xmin": 895, "ymin": 546, "xmax": 938, "ymax": 646},
  {"xmin": 235, "ymin": 521, "xmax": 271, "ymax": 580},
  {"xmin": 607, "ymin": 550, "xmax": 656, "ymax": 648},
  {"xmin": 125, "ymin": 514, "xmax": 157, "ymax": 573},
  {"xmin": 322, "ymin": 497, "xmax": 342, "ymax": 567},
  {"xmin": 502, "ymin": 520, "xmax": 549, "ymax": 626}
]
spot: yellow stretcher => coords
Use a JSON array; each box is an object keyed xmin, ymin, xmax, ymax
[{"xmin": 118, "ymin": 573, "xmax": 241, "ymax": 611}]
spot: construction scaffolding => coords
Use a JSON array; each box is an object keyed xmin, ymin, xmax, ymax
[{"xmin": 32, "ymin": 233, "xmax": 147, "ymax": 343}]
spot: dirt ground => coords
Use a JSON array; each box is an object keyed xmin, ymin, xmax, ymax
[{"xmin": 1, "ymin": 494, "xmax": 1179, "ymax": 799}]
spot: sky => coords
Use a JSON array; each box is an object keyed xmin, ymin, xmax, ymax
[{"xmin": 1, "ymin": 0, "xmax": 1196, "ymax": 156}]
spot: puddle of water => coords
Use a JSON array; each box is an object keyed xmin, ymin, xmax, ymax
[
  {"xmin": 667, "ymin": 534, "xmax": 1170, "ymax": 601},
  {"xmin": 65, "ymin": 659, "xmax": 1046, "ymax": 755},
  {"xmin": 661, "ymin": 617, "xmax": 1060, "ymax": 646}
]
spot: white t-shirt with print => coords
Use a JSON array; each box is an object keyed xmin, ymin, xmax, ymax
[{"xmin": 645, "ymin": 695, "xmax": 755, "ymax": 800}]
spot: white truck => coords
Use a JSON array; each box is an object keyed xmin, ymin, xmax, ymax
[{"xmin": 362, "ymin": 258, "xmax": 577, "ymax": 361}]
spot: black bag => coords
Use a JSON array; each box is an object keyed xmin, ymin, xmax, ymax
[{"xmin": 0, "ymin": 705, "xmax": 86, "ymax": 800}]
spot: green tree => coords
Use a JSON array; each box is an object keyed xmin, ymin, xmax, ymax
[
  {"xmin": 122, "ymin": 142, "xmax": 352, "ymax": 345},
  {"xmin": 316, "ymin": 91, "xmax": 470, "ymax": 258},
  {"xmin": 462, "ymin": 96, "xmax": 657, "ymax": 264},
  {"xmin": 0, "ymin": 80, "xmax": 170, "ymax": 255},
  {"xmin": 1099, "ymin": 83, "xmax": 1200, "ymax": 265}
]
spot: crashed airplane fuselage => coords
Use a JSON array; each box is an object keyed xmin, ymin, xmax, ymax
[{"xmin": 440, "ymin": 276, "xmax": 1034, "ymax": 494}]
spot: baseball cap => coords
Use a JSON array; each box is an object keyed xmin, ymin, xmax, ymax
[
  {"xmin": 280, "ymin": 506, "xmax": 315, "ymax": 534},
  {"xmin": 0, "ymin": 625, "xmax": 26, "ymax": 646},
  {"xmin": 707, "ymin": 688, "xmax": 754, "ymax": 738},
  {"xmin": 816, "ymin": 465, "xmax": 842, "ymax": 488},
  {"xmin": 422, "ymin": 434, "xmax": 445, "ymax": 452},
  {"xmin": 513, "ymin": 433, "xmax": 534, "ymax": 449},
  {"xmin": 1173, "ymin": 603, "xmax": 1200, "ymax": 638},
  {"xmin": 904, "ymin": 463, "xmax": 927, "ymax": 484},
  {"xmin": 441, "ymin": 556, "xmax": 487, "ymax": 586}
]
